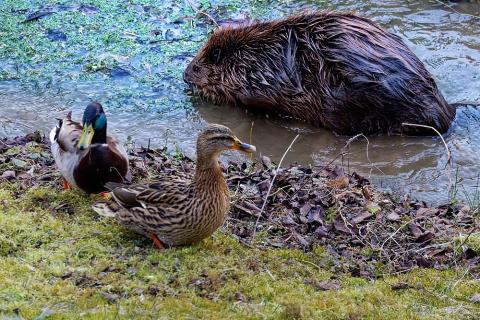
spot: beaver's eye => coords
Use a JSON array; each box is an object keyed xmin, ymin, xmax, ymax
[
  {"xmin": 212, "ymin": 48, "xmax": 222, "ymax": 63},
  {"xmin": 193, "ymin": 65, "xmax": 200, "ymax": 72}
]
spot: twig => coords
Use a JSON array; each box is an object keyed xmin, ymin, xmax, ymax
[
  {"xmin": 327, "ymin": 133, "xmax": 385, "ymax": 176},
  {"xmin": 402, "ymin": 122, "xmax": 455, "ymax": 202},
  {"xmin": 250, "ymin": 134, "xmax": 300, "ymax": 242},
  {"xmin": 264, "ymin": 268, "xmax": 276, "ymax": 281},
  {"xmin": 249, "ymin": 121, "xmax": 254, "ymax": 161},
  {"xmin": 185, "ymin": 0, "xmax": 219, "ymax": 27},
  {"xmin": 345, "ymin": 133, "xmax": 385, "ymax": 176},
  {"xmin": 431, "ymin": 0, "xmax": 480, "ymax": 20},
  {"xmin": 296, "ymin": 259, "xmax": 321, "ymax": 271},
  {"xmin": 401, "ymin": 123, "xmax": 452, "ymax": 167}
]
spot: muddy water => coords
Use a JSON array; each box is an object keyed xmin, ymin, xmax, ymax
[{"xmin": 1, "ymin": 0, "xmax": 479, "ymax": 204}]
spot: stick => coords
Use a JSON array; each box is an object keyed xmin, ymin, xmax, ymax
[
  {"xmin": 251, "ymin": 134, "xmax": 300, "ymax": 242},
  {"xmin": 345, "ymin": 133, "xmax": 385, "ymax": 176},
  {"xmin": 185, "ymin": 0, "xmax": 219, "ymax": 27},
  {"xmin": 401, "ymin": 123, "xmax": 452, "ymax": 167},
  {"xmin": 431, "ymin": 0, "xmax": 480, "ymax": 20}
]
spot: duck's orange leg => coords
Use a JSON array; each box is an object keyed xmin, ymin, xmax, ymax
[
  {"xmin": 150, "ymin": 233, "xmax": 166, "ymax": 250},
  {"xmin": 98, "ymin": 192, "xmax": 111, "ymax": 200},
  {"xmin": 63, "ymin": 178, "xmax": 70, "ymax": 190}
]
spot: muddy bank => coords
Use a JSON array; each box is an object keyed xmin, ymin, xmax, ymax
[{"xmin": 1, "ymin": 133, "xmax": 479, "ymax": 277}]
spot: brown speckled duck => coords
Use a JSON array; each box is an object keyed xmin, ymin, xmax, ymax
[
  {"xmin": 92, "ymin": 124, "xmax": 256, "ymax": 249},
  {"xmin": 50, "ymin": 102, "xmax": 130, "ymax": 193}
]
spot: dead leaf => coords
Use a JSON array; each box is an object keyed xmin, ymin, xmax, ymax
[
  {"xmin": 416, "ymin": 208, "xmax": 439, "ymax": 217},
  {"xmin": 307, "ymin": 207, "xmax": 323, "ymax": 224},
  {"xmin": 333, "ymin": 218, "xmax": 351, "ymax": 234},
  {"xmin": 415, "ymin": 231, "xmax": 435, "ymax": 244},
  {"xmin": 409, "ymin": 223, "xmax": 424, "ymax": 238},
  {"xmin": 327, "ymin": 176, "xmax": 349, "ymax": 189},
  {"xmin": 352, "ymin": 211, "xmax": 373, "ymax": 224},
  {"xmin": 261, "ymin": 156, "xmax": 272, "ymax": 169},
  {"xmin": 387, "ymin": 212, "xmax": 401, "ymax": 221},
  {"xmin": 391, "ymin": 282, "xmax": 412, "ymax": 290},
  {"xmin": 300, "ymin": 203, "xmax": 312, "ymax": 216},
  {"xmin": 315, "ymin": 280, "xmax": 341, "ymax": 291}
]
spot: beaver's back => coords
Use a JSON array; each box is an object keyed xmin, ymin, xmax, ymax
[{"xmin": 184, "ymin": 11, "xmax": 455, "ymax": 135}]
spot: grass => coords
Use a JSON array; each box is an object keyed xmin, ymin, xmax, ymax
[{"xmin": 1, "ymin": 183, "xmax": 480, "ymax": 319}]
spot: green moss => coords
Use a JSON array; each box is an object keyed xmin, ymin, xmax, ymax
[
  {"xmin": 454, "ymin": 232, "xmax": 480, "ymax": 254},
  {"xmin": 0, "ymin": 182, "xmax": 479, "ymax": 319},
  {"xmin": 325, "ymin": 207, "xmax": 337, "ymax": 223}
]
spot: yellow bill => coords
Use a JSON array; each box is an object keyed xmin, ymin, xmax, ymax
[
  {"xmin": 231, "ymin": 137, "xmax": 256, "ymax": 153},
  {"xmin": 77, "ymin": 124, "xmax": 95, "ymax": 150}
]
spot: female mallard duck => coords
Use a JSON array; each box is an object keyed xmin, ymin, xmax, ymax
[
  {"xmin": 93, "ymin": 124, "xmax": 256, "ymax": 248},
  {"xmin": 50, "ymin": 101, "xmax": 130, "ymax": 193}
]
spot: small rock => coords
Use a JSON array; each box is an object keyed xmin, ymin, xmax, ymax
[
  {"xmin": 352, "ymin": 211, "xmax": 374, "ymax": 224},
  {"xmin": 110, "ymin": 67, "xmax": 131, "ymax": 78},
  {"xmin": 470, "ymin": 293, "xmax": 480, "ymax": 303},
  {"xmin": 294, "ymin": 232, "xmax": 310, "ymax": 247},
  {"xmin": 235, "ymin": 291, "xmax": 247, "ymax": 302},
  {"xmin": 46, "ymin": 29, "xmax": 67, "ymax": 41},
  {"xmin": 387, "ymin": 212, "xmax": 401, "ymax": 221},
  {"xmin": 78, "ymin": 4, "xmax": 99, "ymax": 15},
  {"xmin": 260, "ymin": 155, "xmax": 272, "ymax": 169},
  {"xmin": 315, "ymin": 280, "xmax": 341, "ymax": 291},
  {"xmin": 34, "ymin": 307, "xmax": 55, "ymax": 320},
  {"xmin": 12, "ymin": 159, "xmax": 28, "ymax": 168},
  {"xmin": 100, "ymin": 292, "xmax": 119, "ymax": 303},
  {"xmin": 391, "ymin": 282, "xmax": 412, "ymax": 290},
  {"xmin": 282, "ymin": 215, "xmax": 296, "ymax": 225},
  {"xmin": 383, "ymin": 187, "xmax": 393, "ymax": 195},
  {"xmin": 1, "ymin": 170, "xmax": 16, "ymax": 180},
  {"xmin": 127, "ymin": 267, "xmax": 138, "ymax": 275}
]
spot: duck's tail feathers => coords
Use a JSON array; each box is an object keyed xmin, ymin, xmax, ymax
[
  {"xmin": 91, "ymin": 202, "xmax": 117, "ymax": 218},
  {"xmin": 49, "ymin": 119, "xmax": 62, "ymax": 143},
  {"xmin": 105, "ymin": 182, "xmax": 126, "ymax": 190}
]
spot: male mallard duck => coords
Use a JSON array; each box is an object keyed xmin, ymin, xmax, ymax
[
  {"xmin": 50, "ymin": 101, "xmax": 130, "ymax": 193},
  {"xmin": 93, "ymin": 124, "xmax": 256, "ymax": 248}
]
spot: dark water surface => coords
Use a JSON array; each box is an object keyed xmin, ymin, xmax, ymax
[{"xmin": 0, "ymin": 0, "xmax": 479, "ymax": 204}]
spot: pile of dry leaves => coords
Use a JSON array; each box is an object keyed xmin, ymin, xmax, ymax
[{"xmin": 1, "ymin": 133, "xmax": 479, "ymax": 277}]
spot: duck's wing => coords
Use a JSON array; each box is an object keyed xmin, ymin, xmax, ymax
[
  {"xmin": 50, "ymin": 112, "xmax": 85, "ymax": 187},
  {"xmin": 105, "ymin": 135, "xmax": 131, "ymax": 183},
  {"xmin": 107, "ymin": 178, "xmax": 192, "ymax": 210},
  {"xmin": 50, "ymin": 111, "xmax": 83, "ymax": 153}
]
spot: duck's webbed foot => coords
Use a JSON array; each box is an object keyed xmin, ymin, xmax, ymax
[
  {"xmin": 150, "ymin": 233, "xmax": 166, "ymax": 251},
  {"xmin": 63, "ymin": 178, "xmax": 70, "ymax": 190}
]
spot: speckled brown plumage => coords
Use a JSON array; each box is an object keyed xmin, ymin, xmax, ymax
[{"xmin": 93, "ymin": 124, "xmax": 256, "ymax": 247}]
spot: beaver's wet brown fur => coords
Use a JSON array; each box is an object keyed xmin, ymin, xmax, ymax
[{"xmin": 184, "ymin": 11, "xmax": 456, "ymax": 135}]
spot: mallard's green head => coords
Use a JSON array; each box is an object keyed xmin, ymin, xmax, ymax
[{"xmin": 77, "ymin": 101, "xmax": 107, "ymax": 150}]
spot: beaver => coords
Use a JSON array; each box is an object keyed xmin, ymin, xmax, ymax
[{"xmin": 184, "ymin": 11, "xmax": 456, "ymax": 135}]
